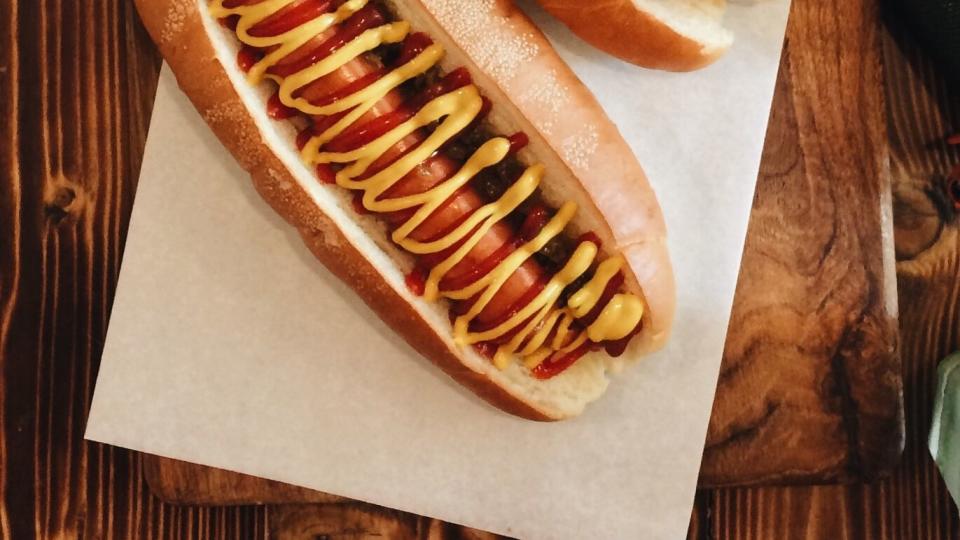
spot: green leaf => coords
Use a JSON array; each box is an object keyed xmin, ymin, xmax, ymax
[{"xmin": 930, "ymin": 352, "xmax": 960, "ymax": 507}]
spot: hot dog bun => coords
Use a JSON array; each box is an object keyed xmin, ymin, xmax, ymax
[
  {"xmin": 535, "ymin": 0, "xmax": 734, "ymax": 71},
  {"xmin": 134, "ymin": 0, "xmax": 675, "ymax": 420}
]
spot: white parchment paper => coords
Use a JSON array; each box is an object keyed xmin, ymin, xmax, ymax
[{"xmin": 86, "ymin": 2, "xmax": 791, "ymax": 538}]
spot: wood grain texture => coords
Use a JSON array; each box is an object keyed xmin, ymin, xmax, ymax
[
  {"xmin": 143, "ymin": 459, "xmax": 501, "ymax": 537},
  {"xmin": 143, "ymin": 458, "xmax": 342, "ymax": 505},
  {"xmin": 0, "ymin": 0, "xmax": 269, "ymax": 538},
  {"xmin": 699, "ymin": 0, "xmax": 902, "ymax": 486},
  {"xmin": 142, "ymin": 0, "xmax": 903, "ymax": 504},
  {"xmin": 3, "ymin": 0, "xmax": 956, "ymax": 539},
  {"xmin": 138, "ymin": 0, "xmax": 906, "ymax": 535},
  {"xmin": 686, "ymin": 11, "xmax": 960, "ymax": 540},
  {"xmin": 270, "ymin": 503, "xmax": 504, "ymax": 540}
]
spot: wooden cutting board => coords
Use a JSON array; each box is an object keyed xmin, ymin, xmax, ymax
[
  {"xmin": 699, "ymin": 0, "xmax": 902, "ymax": 485},
  {"xmin": 141, "ymin": 0, "xmax": 903, "ymax": 514}
]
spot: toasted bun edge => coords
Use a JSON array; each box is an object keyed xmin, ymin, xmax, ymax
[{"xmin": 536, "ymin": 0, "xmax": 733, "ymax": 71}]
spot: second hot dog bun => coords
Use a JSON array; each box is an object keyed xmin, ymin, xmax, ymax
[
  {"xmin": 135, "ymin": 0, "xmax": 675, "ymax": 420},
  {"xmin": 535, "ymin": 0, "xmax": 734, "ymax": 71}
]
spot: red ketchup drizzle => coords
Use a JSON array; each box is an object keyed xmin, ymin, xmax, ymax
[
  {"xmin": 579, "ymin": 272, "xmax": 624, "ymax": 327},
  {"xmin": 352, "ymin": 192, "xmax": 370, "ymax": 214},
  {"xmin": 237, "ymin": 46, "xmax": 262, "ymax": 72},
  {"xmin": 578, "ymin": 231, "xmax": 602, "ymax": 249},
  {"xmin": 324, "ymin": 68, "xmax": 473, "ymax": 153},
  {"xmin": 473, "ymin": 342, "xmax": 497, "ymax": 359},
  {"xmin": 248, "ymin": 0, "xmax": 333, "ymax": 38},
  {"xmin": 405, "ymin": 267, "xmax": 427, "ymax": 296},
  {"xmin": 528, "ymin": 232, "xmax": 637, "ymax": 378},
  {"xmin": 418, "ymin": 188, "xmax": 483, "ymax": 242},
  {"xmin": 311, "ymin": 109, "xmax": 353, "ymax": 137},
  {"xmin": 469, "ymin": 281, "xmax": 546, "ymax": 336},
  {"xmin": 314, "ymin": 69, "xmax": 387, "ymax": 107},
  {"xmin": 604, "ymin": 324, "xmax": 641, "ymax": 357},
  {"xmin": 220, "ymin": 15, "xmax": 240, "ymax": 31},
  {"xmin": 381, "ymin": 205, "xmax": 417, "ymax": 228},
  {"xmin": 507, "ymin": 132, "xmax": 529, "ymax": 155},
  {"xmin": 296, "ymin": 128, "xmax": 315, "ymax": 150},
  {"xmin": 316, "ymin": 164, "xmax": 337, "ymax": 184},
  {"xmin": 571, "ymin": 232, "xmax": 643, "ymax": 360},
  {"xmin": 416, "ymin": 221, "xmax": 482, "ymax": 270},
  {"xmin": 395, "ymin": 33, "xmax": 434, "ymax": 66},
  {"xmin": 451, "ymin": 291, "xmax": 480, "ymax": 317},
  {"xmin": 519, "ymin": 205, "xmax": 549, "ymax": 241},
  {"xmin": 532, "ymin": 342, "xmax": 593, "ymax": 380},
  {"xmin": 439, "ymin": 238, "xmax": 517, "ymax": 293},
  {"xmin": 446, "ymin": 96, "xmax": 492, "ymax": 150},
  {"xmin": 326, "ymin": 109, "xmax": 414, "ymax": 153},
  {"xmin": 267, "ymin": 4, "xmax": 386, "ymax": 77},
  {"xmin": 267, "ymin": 93, "xmax": 298, "ymax": 119},
  {"xmin": 226, "ymin": 1, "xmax": 642, "ymax": 375}
]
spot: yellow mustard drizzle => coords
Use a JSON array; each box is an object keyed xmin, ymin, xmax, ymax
[{"xmin": 209, "ymin": 0, "xmax": 645, "ymax": 370}]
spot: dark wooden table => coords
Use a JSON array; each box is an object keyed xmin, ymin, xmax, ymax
[{"xmin": 2, "ymin": 0, "xmax": 959, "ymax": 538}]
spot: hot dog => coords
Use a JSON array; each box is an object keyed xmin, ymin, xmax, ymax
[{"xmin": 135, "ymin": 0, "xmax": 676, "ymax": 420}]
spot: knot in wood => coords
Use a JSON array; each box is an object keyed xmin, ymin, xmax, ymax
[{"xmin": 43, "ymin": 177, "xmax": 83, "ymax": 224}]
